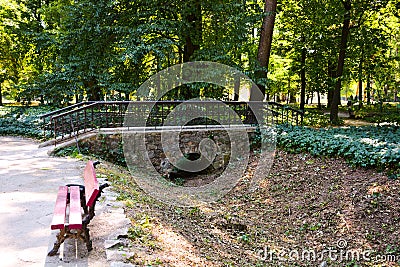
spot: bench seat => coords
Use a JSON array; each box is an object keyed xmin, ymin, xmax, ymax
[
  {"xmin": 48, "ymin": 161, "xmax": 109, "ymax": 256},
  {"xmin": 50, "ymin": 186, "xmax": 83, "ymax": 230}
]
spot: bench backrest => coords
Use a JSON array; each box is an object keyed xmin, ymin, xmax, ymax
[{"xmin": 84, "ymin": 160, "xmax": 100, "ymax": 207}]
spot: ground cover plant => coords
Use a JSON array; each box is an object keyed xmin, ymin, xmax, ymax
[
  {"xmin": 353, "ymin": 104, "xmax": 400, "ymax": 125},
  {"xmin": 277, "ymin": 125, "xmax": 400, "ymax": 178},
  {"xmin": 0, "ymin": 106, "xmax": 53, "ymax": 139},
  {"xmin": 302, "ymin": 109, "xmax": 344, "ymax": 128}
]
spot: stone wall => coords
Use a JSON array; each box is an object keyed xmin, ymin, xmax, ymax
[{"xmin": 77, "ymin": 128, "xmax": 257, "ymax": 175}]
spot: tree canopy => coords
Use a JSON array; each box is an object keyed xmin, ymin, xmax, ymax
[{"xmin": 1, "ymin": 0, "xmax": 399, "ymax": 120}]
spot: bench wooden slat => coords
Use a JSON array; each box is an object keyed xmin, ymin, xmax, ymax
[
  {"xmin": 68, "ymin": 186, "xmax": 83, "ymax": 229},
  {"xmin": 50, "ymin": 186, "xmax": 68, "ymax": 230},
  {"xmin": 84, "ymin": 161, "xmax": 100, "ymax": 207},
  {"xmin": 48, "ymin": 160, "xmax": 108, "ymax": 256}
]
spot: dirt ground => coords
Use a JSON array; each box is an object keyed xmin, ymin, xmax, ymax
[
  {"xmin": 2, "ymin": 135, "xmax": 398, "ymax": 266},
  {"xmin": 99, "ymin": 150, "xmax": 400, "ymax": 267}
]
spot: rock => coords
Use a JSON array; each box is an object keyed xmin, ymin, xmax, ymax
[
  {"xmin": 108, "ymin": 228, "xmax": 130, "ymax": 240},
  {"xmin": 147, "ymin": 150, "xmax": 155, "ymax": 159},
  {"xmin": 106, "ymin": 250, "xmax": 134, "ymax": 261},
  {"xmin": 110, "ymin": 208, "xmax": 126, "ymax": 214},
  {"xmin": 105, "ymin": 196, "xmax": 118, "ymax": 202},
  {"xmin": 104, "ymin": 240, "xmax": 123, "ymax": 249}
]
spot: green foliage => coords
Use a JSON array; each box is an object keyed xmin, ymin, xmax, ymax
[
  {"xmin": 0, "ymin": 105, "xmax": 53, "ymax": 139},
  {"xmin": 54, "ymin": 146, "xmax": 84, "ymax": 159},
  {"xmin": 354, "ymin": 104, "xmax": 400, "ymax": 124},
  {"xmin": 172, "ymin": 177, "xmax": 185, "ymax": 186},
  {"xmin": 363, "ymin": 113, "xmax": 400, "ymax": 125},
  {"xmin": 1, "ymin": 0, "xmax": 399, "ymax": 106},
  {"xmin": 277, "ymin": 124, "xmax": 400, "ymax": 175},
  {"xmin": 53, "ymin": 134, "xmax": 127, "ymax": 167},
  {"xmin": 302, "ymin": 109, "xmax": 344, "ymax": 127}
]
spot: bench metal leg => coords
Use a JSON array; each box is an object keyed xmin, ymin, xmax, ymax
[
  {"xmin": 83, "ymin": 225, "xmax": 93, "ymax": 252},
  {"xmin": 48, "ymin": 228, "xmax": 66, "ymax": 256},
  {"xmin": 48, "ymin": 227, "xmax": 92, "ymax": 256}
]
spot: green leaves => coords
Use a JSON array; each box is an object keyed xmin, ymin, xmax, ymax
[
  {"xmin": 1, "ymin": 0, "xmax": 399, "ymax": 104},
  {"xmin": 277, "ymin": 124, "xmax": 400, "ymax": 174},
  {"xmin": 0, "ymin": 105, "xmax": 54, "ymax": 139}
]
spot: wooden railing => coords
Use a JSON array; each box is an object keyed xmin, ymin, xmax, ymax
[{"xmin": 40, "ymin": 101, "xmax": 303, "ymax": 144}]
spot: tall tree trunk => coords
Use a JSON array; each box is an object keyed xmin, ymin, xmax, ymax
[
  {"xmin": 252, "ymin": 0, "xmax": 277, "ymax": 101},
  {"xmin": 327, "ymin": 90, "xmax": 333, "ymax": 108},
  {"xmin": 327, "ymin": 61, "xmax": 336, "ymax": 108},
  {"xmin": 156, "ymin": 57, "xmax": 162, "ymax": 98},
  {"xmin": 86, "ymin": 78, "xmax": 102, "ymax": 101},
  {"xmin": 358, "ymin": 52, "xmax": 363, "ymax": 108},
  {"xmin": 384, "ymin": 84, "xmax": 388, "ymax": 99},
  {"xmin": 0, "ymin": 83, "xmax": 3, "ymax": 106},
  {"xmin": 234, "ymin": 75, "xmax": 240, "ymax": 101},
  {"xmin": 300, "ymin": 41, "xmax": 306, "ymax": 111},
  {"xmin": 317, "ymin": 91, "xmax": 322, "ymax": 109},
  {"xmin": 330, "ymin": 0, "xmax": 351, "ymax": 124},
  {"xmin": 181, "ymin": 0, "xmax": 202, "ymax": 100},
  {"xmin": 367, "ymin": 73, "xmax": 371, "ymax": 104},
  {"xmin": 183, "ymin": 0, "xmax": 201, "ymax": 62}
]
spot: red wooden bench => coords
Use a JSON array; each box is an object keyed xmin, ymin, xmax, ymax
[{"xmin": 48, "ymin": 160, "xmax": 109, "ymax": 256}]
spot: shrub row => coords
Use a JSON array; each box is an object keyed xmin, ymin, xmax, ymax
[
  {"xmin": 0, "ymin": 106, "xmax": 53, "ymax": 139},
  {"xmin": 276, "ymin": 124, "xmax": 400, "ymax": 176}
]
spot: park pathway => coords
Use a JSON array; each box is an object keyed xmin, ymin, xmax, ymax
[
  {"xmin": 0, "ymin": 136, "xmax": 138, "ymax": 267},
  {"xmin": 0, "ymin": 136, "xmax": 86, "ymax": 266}
]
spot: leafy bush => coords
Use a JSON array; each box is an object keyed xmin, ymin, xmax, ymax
[
  {"xmin": 54, "ymin": 146, "xmax": 85, "ymax": 158},
  {"xmin": 55, "ymin": 134, "xmax": 127, "ymax": 167},
  {"xmin": 0, "ymin": 106, "xmax": 54, "ymax": 139},
  {"xmin": 302, "ymin": 109, "xmax": 344, "ymax": 127},
  {"xmin": 276, "ymin": 124, "xmax": 400, "ymax": 175},
  {"xmin": 362, "ymin": 113, "xmax": 400, "ymax": 125},
  {"xmin": 354, "ymin": 104, "xmax": 400, "ymax": 125}
]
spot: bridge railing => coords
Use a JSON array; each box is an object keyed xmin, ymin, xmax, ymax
[
  {"xmin": 267, "ymin": 102, "xmax": 304, "ymax": 126},
  {"xmin": 40, "ymin": 101, "xmax": 303, "ymax": 144}
]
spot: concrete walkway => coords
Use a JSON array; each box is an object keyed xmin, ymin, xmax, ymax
[
  {"xmin": 0, "ymin": 136, "xmax": 133, "ymax": 267},
  {"xmin": 0, "ymin": 136, "xmax": 86, "ymax": 266}
]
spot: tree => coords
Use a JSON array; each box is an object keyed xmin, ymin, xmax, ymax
[
  {"xmin": 330, "ymin": 0, "xmax": 351, "ymax": 124},
  {"xmin": 1, "ymin": 0, "xmax": 398, "ymax": 107},
  {"xmin": 330, "ymin": 0, "xmax": 391, "ymax": 122},
  {"xmin": 253, "ymin": 0, "xmax": 277, "ymax": 101},
  {"xmin": 276, "ymin": 0, "xmax": 341, "ymax": 110}
]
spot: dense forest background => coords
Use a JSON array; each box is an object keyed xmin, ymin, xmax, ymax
[{"xmin": 0, "ymin": 0, "xmax": 399, "ymax": 122}]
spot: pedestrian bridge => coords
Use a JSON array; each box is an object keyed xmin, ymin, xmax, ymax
[{"xmin": 40, "ymin": 101, "xmax": 303, "ymax": 145}]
